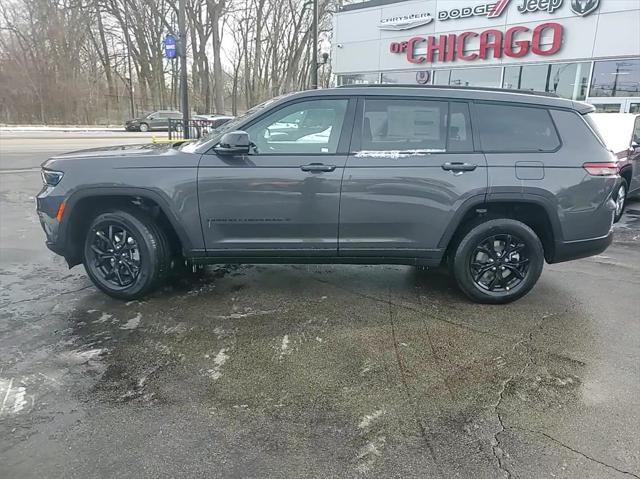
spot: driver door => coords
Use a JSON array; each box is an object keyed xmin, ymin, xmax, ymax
[{"xmin": 197, "ymin": 97, "xmax": 355, "ymax": 257}]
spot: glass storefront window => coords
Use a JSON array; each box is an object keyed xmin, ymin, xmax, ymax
[
  {"xmin": 590, "ymin": 59, "xmax": 640, "ymax": 97},
  {"xmin": 434, "ymin": 68, "xmax": 501, "ymax": 88},
  {"xmin": 503, "ymin": 62, "xmax": 590, "ymax": 100},
  {"xmin": 593, "ymin": 103, "xmax": 623, "ymax": 113},
  {"xmin": 381, "ymin": 70, "xmax": 432, "ymax": 85},
  {"xmin": 434, "ymin": 70, "xmax": 451, "ymax": 85},
  {"xmin": 337, "ymin": 73, "xmax": 380, "ymax": 86}
]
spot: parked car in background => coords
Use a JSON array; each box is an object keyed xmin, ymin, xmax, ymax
[
  {"xmin": 192, "ymin": 114, "xmax": 234, "ymax": 127},
  {"xmin": 589, "ymin": 113, "xmax": 640, "ymax": 221},
  {"xmin": 38, "ymin": 86, "xmax": 619, "ymax": 304},
  {"xmin": 125, "ymin": 110, "xmax": 182, "ymax": 132},
  {"xmin": 170, "ymin": 114, "xmax": 235, "ymax": 139}
]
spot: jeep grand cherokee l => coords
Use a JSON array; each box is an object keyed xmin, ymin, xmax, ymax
[{"xmin": 37, "ymin": 86, "xmax": 619, "ymax": 304}]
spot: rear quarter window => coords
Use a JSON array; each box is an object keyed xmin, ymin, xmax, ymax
[{"xmin": 476, "ymin": 103, "xmax": 560, "ymax": 152}]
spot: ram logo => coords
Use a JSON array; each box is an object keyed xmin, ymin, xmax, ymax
[{"xmin": 570, "ymin": 0, "xmax": 600, "ymax": 16}]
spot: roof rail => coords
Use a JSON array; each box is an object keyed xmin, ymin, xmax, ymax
[{"xmin": 336, "ymin": 84, "xmax": 559, "ymax": 98}]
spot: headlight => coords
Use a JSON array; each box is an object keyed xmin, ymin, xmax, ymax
[{"xmin": 41, "ymin": 169, "xmax": 64, "ymax": 186}]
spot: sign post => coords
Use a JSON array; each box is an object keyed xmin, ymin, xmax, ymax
[{"xmin": 164, "ymin": 34, "xmax": 177, "ymax": 59}]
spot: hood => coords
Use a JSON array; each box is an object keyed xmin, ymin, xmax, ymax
[
  {"xmin": 41, "ymin": 142, "xmax": 191, "ymax": 172},
  {"xmin": 48, "ymin": 142, "xmax": 172, "ymax": 160}
]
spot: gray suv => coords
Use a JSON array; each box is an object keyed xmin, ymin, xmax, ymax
[{"xmin": 37, "ymin": 86, "xmax": 619, "ymax": 303}]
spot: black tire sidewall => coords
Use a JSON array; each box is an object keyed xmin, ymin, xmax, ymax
[
  {"xmin": 83, "ymin": 211, "xmax": 160, "ymax": 300},
  {"xmin": 453, "ymin": 219, "xmax": 544, "ymax": 304}
]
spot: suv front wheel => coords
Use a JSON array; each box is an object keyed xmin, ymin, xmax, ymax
[
  {"xmin": 451, "ymin": 219, "xmax": 544, "ymax": 304},
  {"xmin": 83, "ymin": 209, "xmax": 170, "ymax": 300}
]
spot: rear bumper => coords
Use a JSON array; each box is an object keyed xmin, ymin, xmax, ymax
[{"xmin": 549, "ymin": 229, "xmax": 613, "ymax": 264}]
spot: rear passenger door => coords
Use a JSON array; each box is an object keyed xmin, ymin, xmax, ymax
[{"xmin": 339, "ymin": 97, "xmax": 487, "ymax": 259}]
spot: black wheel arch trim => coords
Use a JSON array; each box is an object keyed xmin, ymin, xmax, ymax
[
  {"xmin": 437, "ymin": 189, "xmax": 564, "ymax": 255},
  {"xmin": 58, "ymin": 186, "xmax": 194, "ymax": 264}
]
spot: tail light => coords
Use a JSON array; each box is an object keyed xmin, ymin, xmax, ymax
[{"xmin": 582, "ymin": 162, "xmax": 618, "ymax": 176}]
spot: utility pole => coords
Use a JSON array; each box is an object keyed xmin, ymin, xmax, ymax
[
  {"xmin": 310, "ymin": 0, "xmax": 318, "ymax": 89},
  {"xmin": 123, "ymin": 1, "xmax": 135, "ymax": 117},
  {"xmin": 178, "ymin": 0, "xmax": 190, "ymax": 138}
]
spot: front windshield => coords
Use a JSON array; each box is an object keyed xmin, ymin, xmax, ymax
[{"xmin": 181, "ymin": 93, "xmax": 295, "ymax": 152}]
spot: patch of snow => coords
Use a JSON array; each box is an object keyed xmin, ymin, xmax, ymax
[
  {"xmin": 205, "ymin": 348, "xmax": 229, "ymax": 380},
  {"xmin": 95, "ymin": 313, "xmax": 112, "ymax": 324},
  {"xmin": 214, "ymin": 309, "xmax": 277, "ymax": 320},
  {"xmin": 358, "ymin": 409, "xmax": 385, "ymax": 429},
  {"xmin": 0, "ymin": 378, "xmax": 30, "ymax": 416},
  {"xmin": 354, "ymin": 149, "xmax": 446, "ymax": 159},
  {"xmin": 279, "ymin": 335, "xmax": 291, "ymax": 359},
  {"xmin": 120, "ymin": 313, "xmax": 142, "ymax": 330},
  {"xmin": 355, "ymin": 436, "xmax": 386, "ymax": 474}
]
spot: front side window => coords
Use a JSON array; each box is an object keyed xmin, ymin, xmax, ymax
[
  {"xmin": 245, "ymin": 99, "xmax": 348, "ymax": 155},
  {"xmin": 476, "ymin": 103, "xmax": 560, "ymax": 152}
]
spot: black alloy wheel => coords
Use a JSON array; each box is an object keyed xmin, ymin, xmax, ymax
[
  {"xmin": 87, "ymin": 222, "xmax": 141, "ymax": 289},
  {"xmin": 470, "ymin": 234, "xmax": 529, "ymax": 293},
  {"xmin": 452, "ymin": 219, "xmax": 544, "ymax": 304}
]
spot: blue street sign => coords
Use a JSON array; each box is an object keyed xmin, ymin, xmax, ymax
[{"xmin": 164, "ymin": 34, "xmax": 177, "ymax": 59}]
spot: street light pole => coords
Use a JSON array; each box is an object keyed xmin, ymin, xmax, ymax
[
  {"xmin": 178, "ymin": 0, "xmax": 190, "ymax": 138},
  {"xmin": 310, "ymin": 0, "xmax": 318, "ymax": 89}
]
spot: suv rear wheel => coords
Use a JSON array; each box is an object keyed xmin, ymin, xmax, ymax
[
  {"xmin": 451, "ymin": 219, "xmax": 544, "ymax": 304},
  {"xmin": 83, "ymin": 209, "xmax": 170, "ymax": 300}
]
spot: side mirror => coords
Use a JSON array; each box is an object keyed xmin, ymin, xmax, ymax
[{"xmin": 214, "ymin": 131, "xmax": 250, "ymax": 155}]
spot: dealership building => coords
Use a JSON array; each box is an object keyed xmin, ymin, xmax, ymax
[{"xmin": 332, "ymin": 0, "xmax": 640, "ymax": 112}]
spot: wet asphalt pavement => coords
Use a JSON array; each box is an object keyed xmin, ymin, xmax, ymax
[{"xmin": 1, "ymin": 132, "xmax": 639, "ymax": 479}]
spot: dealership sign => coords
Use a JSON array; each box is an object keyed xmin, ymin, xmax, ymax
[
  {"xmin": 379, "ymin": 12, "xmax": 434, "ymax": 30},
  {"xmin": 389, "ymin": 22, "xmax": 563, "ymax": 64},
  {"xmin": 439, "ymin": 0, "xmax": 512, "ymax": 21}
]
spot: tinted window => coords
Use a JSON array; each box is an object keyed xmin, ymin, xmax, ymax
[
  {"xmin": 633, "ymin": 117, "xmax": 640, "ymax": 144},
  {"xmin": 362, "ymin": 99, "xmax": 447, "ymax": 152},
  {"xmin": 246, "ymin": 99, "xmax": 348, "ymax": 154},
  {"xmin": 476, "ymin": 104, "xmax": 560, "ymax": 152},
  {"xmin": 361, "ymin": 99, "xmax": 473, "ymax": 153}
]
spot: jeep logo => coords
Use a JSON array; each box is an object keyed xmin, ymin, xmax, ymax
[{"xmin": 517, "ymin": 0, "xmax": 563, "ymax": 14}]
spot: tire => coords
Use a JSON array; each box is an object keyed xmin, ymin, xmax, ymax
[
  {"xmin": 82, "ymin": 209, "xmax": 171, "ymax": 300},
  {"xmin": 451, "ymin": 219, "xmax": 544, "ymax": 304},
  {"xmin": 613, "ymin": 179, "xmax": 628, "ymax": 223},
  {"xmin": 139, "ymin": 123, "xmax": 149, "ymax": 132}
]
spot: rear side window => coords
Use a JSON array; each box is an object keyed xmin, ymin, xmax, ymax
[
  {"xmin": 361, "ymin": 99, "xmax": 473, "ymax": 153},
  {"xmin": 476, "ymin": 103, "xmax": 560, "ymax": 152}
]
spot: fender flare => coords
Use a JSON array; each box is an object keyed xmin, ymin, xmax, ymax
[
  {"xmin": 59, "ymin": 186, "xmax": 194, "ymax": 257},
  {"xmin": 437, "ymin": 190, "xmax": 564, "ymax": 250}
]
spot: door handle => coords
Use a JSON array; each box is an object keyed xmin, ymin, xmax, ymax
[
  {"xmin": 301, "ymin": 163, "xmax": 336, "ymax": 173},
  {"xmin": 441, "ymin": 162, "xmax": 477, "ymax": 172}
]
